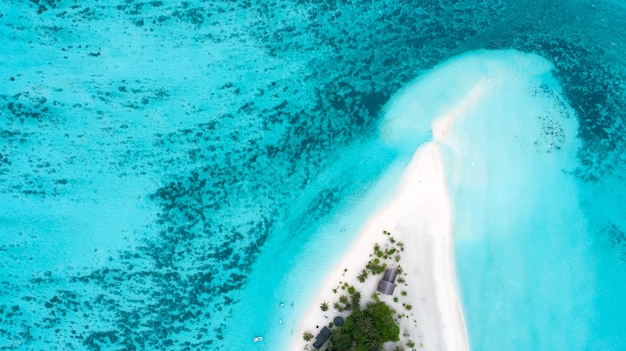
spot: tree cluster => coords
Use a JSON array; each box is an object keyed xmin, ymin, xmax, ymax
[{"xmin": 328, "ymin": 301, "xmax": 399, "ymax": 351}]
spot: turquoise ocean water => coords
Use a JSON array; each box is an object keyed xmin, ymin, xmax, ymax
[{"xmin": 1, "ymin": 1, "xmax": 625, "ymax": 350}]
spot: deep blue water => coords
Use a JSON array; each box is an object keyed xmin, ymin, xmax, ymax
[{"xmin": 1, "ymin": 1, "xmax": 625, "ymax": 350}]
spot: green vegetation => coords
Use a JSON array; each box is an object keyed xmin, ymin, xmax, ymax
[
  {"xmin": 365, "ymin": 258, "xmax": 386, "ymax": 275},
  {"xmin": 350, "ymin": 291, "xmax": 361, "ymax": 310},
  {"xmin": 357, "ymin": 269, "xmax": 369, "ymax": 283},
  {"xmin": 303, "ymin": 331, "xmax": 314, "ymax": 342},
  {"xmin": 305, "ymin": 230, "xmax": 413, "ymax": 351},
  {"xmin": 328, "ymin": 301, "xmax": 400, "ymax": 351},
  {"xmin": 333, "ymin": 288, "xmax": 362, "ymax": 312},
  {"xmin": 373, "ymin": 239, "xmax": 403, "ymax": 261},
  {"xmin": 397, "ymin": 242, "xmax": 405, "ymax": 252}
]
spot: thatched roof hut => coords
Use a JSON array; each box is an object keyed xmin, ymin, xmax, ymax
[
  {"xmin": 382, "ymin": 268, "xmax": 397, "ymax": 283},
  {"xmin": 376, "ymin": 268, "xmax": 397, "ymax": 295},
  {"xmin": 312, "ymin": 326, "xmax": 332, "ymax": 350}
]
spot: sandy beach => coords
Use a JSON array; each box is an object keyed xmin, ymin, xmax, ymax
[{"xmin": 290, "ymin": 139, "xmax": 468, "ymax": 350}]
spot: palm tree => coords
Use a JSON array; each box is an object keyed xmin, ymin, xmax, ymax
[{"xmin": 320, "ymin": 302, "xmax": 329, "ymax": 311}]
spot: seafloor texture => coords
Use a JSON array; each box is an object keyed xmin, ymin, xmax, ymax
[{"xmin": 1, "ymin": 0, "xmax": 625, "ymax": 350}]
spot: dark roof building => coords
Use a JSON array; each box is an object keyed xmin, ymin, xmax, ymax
[
  {"xmin": 376, "ymin": 268, "xmax": 398, "ymax": 295},
  {"xmin": 382, "ymin": 268, "xmax": 397, "ymax": 283},
  {"xmin": 333, "ymin": 316, "xmax": 344, "ymax": 327},
  {"xmin": 377, "ymin": 280, "xmax": 396, "ymax": 295},
  {"xmin": 312, "ymin": 326, "xmax": 332, "ymax": 350}
]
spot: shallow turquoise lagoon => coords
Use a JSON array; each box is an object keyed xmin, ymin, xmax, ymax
[
  {"xmin": 383, "ymin": 49, "xmax": 626, "ymax": 350},
  {"xmin": 1, "ymin": 1, "xmax": 625, "ymax": 350}
]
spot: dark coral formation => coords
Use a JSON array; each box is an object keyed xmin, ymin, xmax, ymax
[{"xmin": 1, "ymin": 0, "xmax": 625, "ymax": 350}]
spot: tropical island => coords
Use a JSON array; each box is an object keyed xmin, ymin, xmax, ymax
[
  {"xmin": 290, "ymin": 143, "xmax": 469, "ymax": 351},
  {"xmin": 301, "ymin": 231, "xmax": 417, "ymax": 351}
]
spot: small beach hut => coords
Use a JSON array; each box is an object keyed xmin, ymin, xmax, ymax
[
  {"xmin": 312, "ymin": 326, "xmax": 332, "ymax": 350},
  {"xmin": 382, "ymin": 268, "xmax": 397, "ymax": 282},
  {"xmin": 333, "ymin": 316, "xmax": 344, "ymax": 327},
  {"xmin": 376, "ymin": 268, "xmax": 397, "ymax": 295}
]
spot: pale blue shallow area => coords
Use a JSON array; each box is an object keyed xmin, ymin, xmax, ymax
[
  {"xmin": 382, "ymin": 49, "xmax": 626, "ymax": 350},
  {"xmin": 1, "ymin": 1, "xmax": 625, "ymax": 351}
]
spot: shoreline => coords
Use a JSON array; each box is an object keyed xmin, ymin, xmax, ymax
[{"xmin": 289, "ymin": 141, "xmax": 468, "ymax": 350}]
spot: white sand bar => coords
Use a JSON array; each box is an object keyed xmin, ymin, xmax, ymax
[{"xmin": 290, "ymin": 141, "xmax": 468, "ymax": 350}]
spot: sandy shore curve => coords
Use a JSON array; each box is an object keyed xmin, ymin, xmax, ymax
[{"xmin": 290, "ymin": 141, "xmax": 468, "ymax": 351}]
